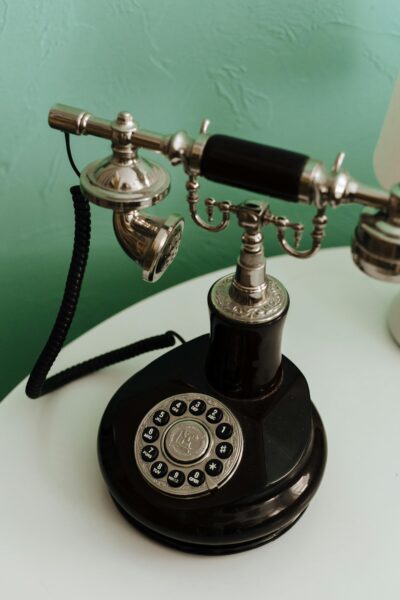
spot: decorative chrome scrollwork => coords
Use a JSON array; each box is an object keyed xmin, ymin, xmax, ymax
[
  {"xmin": 186, "ymin": 174, "xmax": 232, "ymax": 232},
  {"xmin": 264, "ymin": 206, "xmax": 328, "ymax": 259},
  {"xmin": 186, "ymin": 163, "xmax": 328, "ymax": 261}
]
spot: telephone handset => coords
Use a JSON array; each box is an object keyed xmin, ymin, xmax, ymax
[{"xmin": 26, "ymin": 103, "xmax": 400, "ymax": 555}]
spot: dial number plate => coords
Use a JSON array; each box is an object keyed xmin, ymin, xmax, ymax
[{"xmin": 134, "ymin": 393, "xmax": 243, "ymax": 497}]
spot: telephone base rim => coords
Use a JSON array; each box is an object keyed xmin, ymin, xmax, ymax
[{"xmin": 111, "ymin": 495, "xmax": 307, "ymax": 555}]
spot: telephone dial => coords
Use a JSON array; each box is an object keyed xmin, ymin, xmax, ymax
[{"xmin": 26, "ymin": 102, "xmax": 400, "ymax": 554}]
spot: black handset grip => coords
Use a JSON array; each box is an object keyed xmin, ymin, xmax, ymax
[{"xmin": 200, "ymin": 134, "xmax": 309, "ymax": 201}]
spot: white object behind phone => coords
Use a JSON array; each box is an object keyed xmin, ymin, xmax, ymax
[{"xmin": 374, "ymin": 77, "xmax": 400, "ymax": 189}]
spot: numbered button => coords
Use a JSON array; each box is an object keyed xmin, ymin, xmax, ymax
[
  {"xmin": 142, "ymin": 426, "xmax": 159, "ymax": 443},
  {"xmin": 167, "ymin": 470, "xmax": 185, "ymax": 488},
  {"xmin": 188, "ymin": 469, "xmax": 205, "ymax": 487},
  {"xmin": 153, "ymin": 410, "xmax": 170, "ymax": 426},
  {"xmin": 150, "ymin": 461, "xmax": 168, "ymax": 479},
  {"xmin": 141, "ymin": 445, "xmax": 159, "ymax": 462},
  {"xmin": 170, "ymin": 399, "xmax": 187, "ymax": 416},
  {"xmin": 189, "ymin": 399, "xmax": 206, "ymax": 415},
  {"xmin": 216, "ymin": 423, "xmax": 233, "ymax": 440},
  {"xmin": 205, "ymin": 459, "xmax": 223, "ymax": 476},
  {"xmin": 216, "ymin": 442, "xmax": 233, "ymax": 459},
  {"xmin": 206, "ymin": 407, "xmax": 223, "ymax": 424}
]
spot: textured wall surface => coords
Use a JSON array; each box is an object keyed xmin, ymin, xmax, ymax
[{"xmin": 1, "ymin": 0, "xmax": 399, "ymax": 399}]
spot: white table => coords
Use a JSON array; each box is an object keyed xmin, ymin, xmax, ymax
[{"xmin": 1, "ymin": 248, "xmax": 399, "ymax": 600}]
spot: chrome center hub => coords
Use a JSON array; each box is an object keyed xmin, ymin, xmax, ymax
[{"xmin": 164, "ymin": 419, "xmax": 209, "ymax": 464}]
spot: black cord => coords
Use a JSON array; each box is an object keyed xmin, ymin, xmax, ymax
[
  {"xmin": 167, "ymin": 330, "xmax": 185, "ymax": 345},
  {"xmin": 25, "ymin": 138, "xmax": 185, "ymax": 399},
  {"xmin": 64, "ymin": 133, "xmax": 81, "ymax": 178}
]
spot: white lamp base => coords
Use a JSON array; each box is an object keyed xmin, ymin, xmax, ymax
[{"xmin": 388, "ymin": 291, "xmax": 400, "ymax": 345}]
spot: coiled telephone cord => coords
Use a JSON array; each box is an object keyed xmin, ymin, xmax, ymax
[{"xmin": 25, "ymin": 136, "xmax": 184, "ymax": 399}]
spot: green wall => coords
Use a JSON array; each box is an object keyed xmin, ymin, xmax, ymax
[{"xmin": 1, "ymin": 0, "xmax": 399, "ymax": 399}]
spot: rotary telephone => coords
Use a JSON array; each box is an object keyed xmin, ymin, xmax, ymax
[{"xmin": 26, "ymin": 97, "xmax": 400, "ymax": 555}]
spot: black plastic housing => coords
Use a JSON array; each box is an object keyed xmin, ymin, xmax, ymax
[
  {"xmin": 206, "ymin": 292, "xmax": 289, "ymax": 398},
  {"xmin": 98, "ymin": 335, "xmax": 327, "ymax": 554}
]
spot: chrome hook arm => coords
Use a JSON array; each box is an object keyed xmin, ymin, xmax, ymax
[
  {"xmin": 265, "ymin": 208, "xmax": 328, "ymax": 259},
  {"xmin": 186, "ymin": 174, "xmax": 232, "ymax": 232}
]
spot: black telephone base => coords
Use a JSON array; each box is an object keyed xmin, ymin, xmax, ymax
[{"xmin": 98, "ymin": 334, "xmax": 327, "ymax": 555}]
